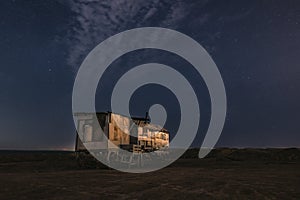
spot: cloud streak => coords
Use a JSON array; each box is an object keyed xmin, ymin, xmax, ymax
[{"xmin": 65, "ymin": 0, "xmax": 210, "ymax": 70}]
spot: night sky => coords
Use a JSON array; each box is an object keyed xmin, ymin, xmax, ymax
[{"xmin": 0, "ymin": 0, "xmax": 299, "ymax": 150}]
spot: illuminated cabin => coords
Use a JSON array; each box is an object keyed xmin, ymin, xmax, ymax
[{"xmin": 75, "ymin": 112, "xmax": 169, "ymax": 153}]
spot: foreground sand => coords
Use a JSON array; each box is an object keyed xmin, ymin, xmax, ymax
[{"xmin": 0, "ymin": 150, "xmax": 299, "ymax": 199}]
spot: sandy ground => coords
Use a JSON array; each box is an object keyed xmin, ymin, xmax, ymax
[{"xmin": 0, "ymin": 151, "xmax": 299, "ymax": 200}]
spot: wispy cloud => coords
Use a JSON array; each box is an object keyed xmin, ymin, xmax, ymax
[
  {"xmin": 66, "ymin": 0, "xmax": 156, "ymax": 69},
  {"xmin": 65, "ymin": 0, "xmax": 209, "ymax": 70}
]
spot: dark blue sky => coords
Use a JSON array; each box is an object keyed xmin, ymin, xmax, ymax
[{"xmin": 0, "ymin": 0, "xmax": 299, "ymax": 150}]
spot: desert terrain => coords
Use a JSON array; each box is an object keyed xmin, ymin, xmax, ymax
[{"xmin": 0, "ymin": 148, "xmax": 299, "ymax": 199}]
